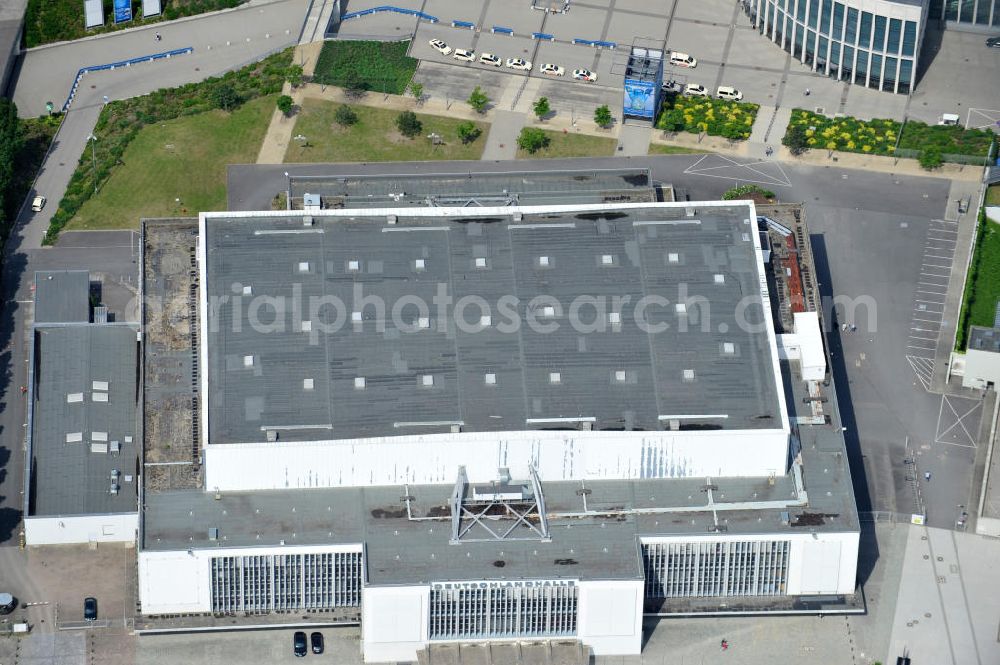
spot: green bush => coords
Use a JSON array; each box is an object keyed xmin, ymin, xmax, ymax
[
  {"xmin": 467, "ymin": 86, "xmax": 489, "ymax": 114},
  {"xmin": 396, "ymin": 111, "xmax": 422, "ymax": 138},
  {"xmin": 456, "ymin": 121, "xmax": 481, "ymax": 144},
  {"xmin": 212, "ymin": 83, "xmax": 242, "ymax": 111},
  {"xmin": 722, "ymin": 184, "xmax": 775, "ymax": 200},
  {"xmin": 24, "ymin": 0, "xmax": 245, "ymax": 47},
  {"xmin": 655, "ymin": 95, "xmax": 758, "ymax": 141},
  {"xmin": 919, "ymin": 146, "xmax": 943, "ymax": 170},
  {"xmin": 594, "ymin": 105, "xmax": 613, "ymax": 128},
  {"xmin": 276, "ymin": 95, "xmax": 294, "ymax": 116},
  {"xmin": 783, "ymin": 123, "xmax": 809, "ymax": 155},
  {"xmin": 312, "ymin": 41, "xmax": 417, "ymax": 96},
  {"xmin": 533, "ymin": 97, "xmax": 551, "ymax": 121},
  {"xmin": 899, "ymin": 120, "xmax": 995, "ymax": 157},
  {"xmin": 517, "ymin": 127, "xmax": 550, "ymax": 154},
  {"xmin": 955, "ymin": 210, "xmax": 1000, "ymax": 350},
  {"xmin": 334, "ymin": 105, "xmax": 358, "ymax": 127},
  {"xmin": 784, "ymin": 109, "xmax": 899, "ymax": 155},
  {"xmin": 43, "ymin": 49, "xmax": 293, "ymax": 244}
]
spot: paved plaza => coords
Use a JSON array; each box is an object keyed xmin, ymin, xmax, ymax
[{"xmin": 335, "ymin": 0, "xmax": 1000, "ymax": 126}]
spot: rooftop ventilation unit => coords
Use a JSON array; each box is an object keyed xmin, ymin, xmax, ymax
[
  {"xmin": 209, "ymin": 528, "xmax": 219, "ymax": 541},
  {"xmin": 303, "ymin": 193, "xmax": 321, "ymax": 212}
]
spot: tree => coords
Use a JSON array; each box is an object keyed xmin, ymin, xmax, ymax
[
  {"xmin": 919, "ymin": 147, "xmax": 943, "ymax": 170},
  {"xmin": 0, "ymin": 98, "xmax": 19, "ymax": 230},
  {"xmin": 334, "ymin": 104, "xmax": 358, "ymax": 127},
  {"xmin": 396, "ymin": 110, "xmax": 423, "ymax": 138},
  {"xmin": 782, "ymin": 123, "xmax": 809, "ymax": 155},
  {"xmin": 286, "ymin": 64, "xmax": 304, "ymax": 88},
  {"xmin": 594, "ymin": 104, "xmax": 613, "ymax": 128},
  {"xmin": 409, "ymin": 82, "xmax": 424, "ymax": 104},
  {"xmin": 212, "ymin": 83, "xmax": 242, "ymax": 111},
  {"xmin": 276, "ymin": 95, "xmax": 294, "ymax": 116},
  {"xmin": 457, "ymin": 121, "xmax": 481, "ymax": 144},
  {"xmin": 467, "ymin": 86, "xmax": 489, "ymax": 114},
  {"xmin": 517, "ymin": 127, "xmax": 550, "ymax": 154},
  {"xmin": 533, "ymin": 97, "xmax": 550, "ymax": 121}
]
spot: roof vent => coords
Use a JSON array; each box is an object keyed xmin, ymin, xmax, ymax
[
  {"xmin": 265, "ymin": 430, "xmax": 278, "ymax": 442},
  {"xmin": 209, "ymin": 528, "xmax": 219, "ymax": 541},
  {"xmin": 303, "ymin": 215, "xmax": 314, "ymax": 226},
  {"xmin": 387, "ymin": 214, "xmax": 398, "ymax": 225},
  {"xmin": 513, "ymin": 212, "xmax": 523, "ymax": 222}
]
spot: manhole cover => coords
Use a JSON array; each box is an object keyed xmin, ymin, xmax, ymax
[
  {"xmin": 923, "ymin": 555, "xmax": 929, "ymax": 559},
  {"xmin": 937, "ymin": 556, "xmax": 943, "ymax": 561},
  {"xmin": 924, "ymin": 613, "xmax": 931, "ymax": 618}
]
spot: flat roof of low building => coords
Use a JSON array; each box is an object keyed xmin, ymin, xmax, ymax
[
  {"xmin": 201, "ymin": 203, "xmax": 784, "ymax": 444},
  {"xmin": 968, "ymin": 325, "xmax": 1000, "ymax": 354},
  {"xmin": 288, "ymin": 168, "xmax": 658, "ymax": 208},
  {"xmin": 29, "ymin": 324, "xmax": 139, "ymax": 517},
  {"xmin": 33, "ymin": 271, "xmax": 90, "ymax": 323}
]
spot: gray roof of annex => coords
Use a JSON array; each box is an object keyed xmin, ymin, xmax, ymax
[
  {"xmin": 34, "ymin": 271, "xmax": 90, "ymax": 323},
  {"xmin": 29, "ymin": 324, "xmax": 139, "ymax": 516},
  {"xmin": 202, "ymin": 203, "xmax": 783, "ymax": 444}
]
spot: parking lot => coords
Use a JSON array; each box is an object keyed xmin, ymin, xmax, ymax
[
  {"xmin": 137, "ymin": 626, "xmax": 364, "ymax": 665},
  {"xmin": 335, "ymin": 0, "xmax": 1000, "ymax": 126}
]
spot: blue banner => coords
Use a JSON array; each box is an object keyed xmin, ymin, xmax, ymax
[
  {"xmin": 113, "ymin": 0, "xmax": 132, "ymax": 24},
  {"xmin": 623, "ymin": 79, "xmax": 656, "ymax": 119}
]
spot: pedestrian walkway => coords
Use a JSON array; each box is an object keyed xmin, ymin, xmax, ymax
[
  {"xmin": 617, "ymin": 124, "xmax": 651, "ymax": 157},
  {"xmin": 482, "ymin": 111, "xmax": 526, "ymax": 161},
  {"xmin": 887, "ymin": 526, "xmax": 1000, "ymax": 665}
]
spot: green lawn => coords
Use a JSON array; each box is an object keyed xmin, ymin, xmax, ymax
[
  {"xmin": 956, "ymin": 212, "xmax": 1000, "ymax": 350},
  {"xmin": 648, "ymin": 143, "xmax": 711, "ymax": 155},
  {"xmin": 312, "ymin": 41, "xmax": 417, "ymax": 95},
  {"xmin": 66, "ymin": 95, "xmax": 275, "ymax": 230},
  {"xmin": 986, "ymin": 184, "xmax": 1000, "ymax": 206},
  {"xmin": 517, "ymin": 129, "xmax": 617, "ymax": 159},
  {"xmin": 284, "ymin": 101, "xmax": 488, "ymax": 163}
]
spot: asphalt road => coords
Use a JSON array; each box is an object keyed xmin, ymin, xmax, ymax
[{"xmin": 229, "ymin": 154, "xmax": 966, "ymax": 526}]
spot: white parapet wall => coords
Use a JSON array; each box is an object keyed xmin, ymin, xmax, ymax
[
  {"xmin": 25, "ymin": 513, "xmax": 138, "ymax": 546},
  {"xmin": 204, "ymin": 428, "xmax": 790, "ymax": 491},
  {"xmin": 362, "ymin": 585, "xmax": 431, "ymax": 662}
]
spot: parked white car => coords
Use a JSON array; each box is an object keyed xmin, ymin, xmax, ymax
[
  {"xmin": 669, "ymin": 52, "xmax": 698, "ymax": 68},
  {"xmin": 479, "ymin": 52, "xmax": 502, "ymax": 67},
  {"xmin": 572, "ymin": 68, "xmax": 597, "ymax": 82},
  {"xmin": 505, "ymin": 58, "xmax": 532, "ymax": 71},
  {"xmin": 429, "ymin": 39, "xmax": 452, "ymax": 56},
  {"xmin": 453, "ymin": 48, "xmax": 475, "ymax": 62},
  {"xmin": 684, "ymin": 83, "xmax": 709, "ymax": 97},
  {"xmin": 716, "ymin": 85, "xmax": 744, "ymax": 101},
  {"xmin": 31, "ymin": 195, "xmax": 46, "ymax": 212},
  {"xmin": 540, "ymin": 63, "xmax": 565, "ymax": 76}
]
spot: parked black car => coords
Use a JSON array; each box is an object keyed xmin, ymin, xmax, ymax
[
  {"xmin": 986, "ymin": 36, "xmax": 1000, "ymax": 48},
  {"xmin": 311, "ymin": 632, "xmax": 324, "ymax": 654},
  {"xmin": 83, "ymin": 597, "xmax": 98, "ymax": 621},
  {"xmin": 0, "ymin": 593, "xmax": 17, "ymax": 615},
  {"xmin": 293, "ymin": 631, "xmax": 308, "ymax": 657}
]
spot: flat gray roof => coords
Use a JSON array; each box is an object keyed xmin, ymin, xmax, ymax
[
  {"xmin": 203, "ymin": 204, "xmax": 782, "ymax": 444},
  {"xmin": 968, "ymin": 325, "xmax": 1000, "ymax": 353},
  {"xmin": 29, "ymin": 325, "xmax": 139, "ymax": 517},
  {"xmin": 33, "ymin": 271, "xmax": 90, "ymax": 323},
  {"xmin": 288, "ymin": 168, "xmax": 657, "ymax": 208}
]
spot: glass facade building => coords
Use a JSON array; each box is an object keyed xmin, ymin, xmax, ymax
[
  {"xmin": 929, "ymin": 0, "xmax": 1000, "ymax": 27},
  {"xmin": 746, "ymin": 0, "xmax": 927, "ymax": 94}
]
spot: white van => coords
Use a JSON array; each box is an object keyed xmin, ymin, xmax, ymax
[
  {"xmin": 716, "ymin": 85, "xmax": 743, "ymax": 101},
  {"xmin": 938, "ymin": 113, "xmax": 960, "ymax": 126},
  {"xmin": 669, "ymin": 52, "xmax": 697, "ymax": 68}
]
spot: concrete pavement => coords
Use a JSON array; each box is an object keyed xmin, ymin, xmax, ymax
[
  {"xmin": 481, "ymin": 110, "xmax": 525, "ymax": 160},
  {"xmin": 12, "ymin": 0, "xmax": 310, "ymax": 117}
]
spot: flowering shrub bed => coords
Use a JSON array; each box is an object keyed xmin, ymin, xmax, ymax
[{"xmin": 655, "ymin": 96, "xmax": 759, "ymax": 141}]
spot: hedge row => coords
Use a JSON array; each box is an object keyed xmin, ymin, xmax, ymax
[{"xmin": 43, "ymin": 48, "xmax": 293, "ymax": 244}]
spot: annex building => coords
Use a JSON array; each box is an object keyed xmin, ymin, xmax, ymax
[{"xmin": 135, "ymin": 172, "xmax": 859, "ymax": 661}]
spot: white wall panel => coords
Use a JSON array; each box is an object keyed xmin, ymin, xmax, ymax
[
  {"xmin": 205, "ymin": 429, "xmax": 789, "ymax": 491},
  {"xmin": 25, "ymin": 513, "xmax": 137, "ymax": 545},
  {"xmin": 577, "ymin": 581, "xmax": 643, "ymax": 655},
  {"xmin": 362, "ymin": 585, "xmax": 429, "ymax": 662}
]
